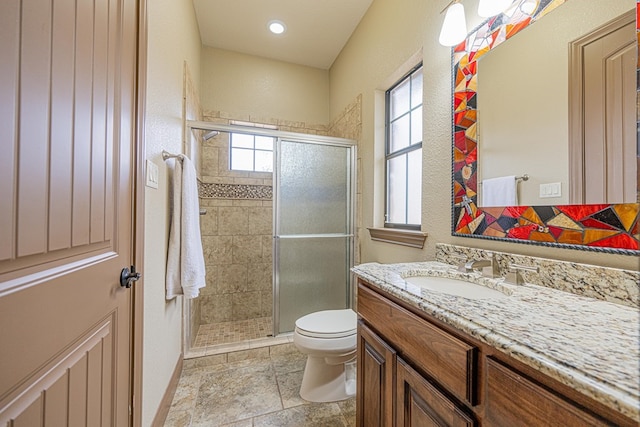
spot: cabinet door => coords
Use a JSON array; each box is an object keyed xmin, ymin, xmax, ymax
[
  {"xmin": 396, "ymin": 358, "xmax": 476, "ymax": 427},
  {"xmin": 486, "ymin": 357, "xmax": 610, "ymax": 426},
  {"xmin": 357, "ymin": 321, "xmax": 396, "ymax": 427}
]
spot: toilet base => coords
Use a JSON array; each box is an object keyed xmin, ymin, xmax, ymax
[{"xmin": 299, "ymin": 355, "xmax": 356, "ymax": 403}]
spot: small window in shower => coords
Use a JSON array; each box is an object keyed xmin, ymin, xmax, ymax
[{"xmin": 230, "ymin": 133, "xmax": 274, "ymax": 172}]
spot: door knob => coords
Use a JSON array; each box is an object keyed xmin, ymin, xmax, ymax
[{"xmin": 120, "ymin": 265, "xmax": 141, "ymax": 288}]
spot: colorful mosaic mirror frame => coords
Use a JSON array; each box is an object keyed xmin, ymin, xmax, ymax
[{"xmin": 451, "ymin": 0, "xmax": 639, "ymax": 255}]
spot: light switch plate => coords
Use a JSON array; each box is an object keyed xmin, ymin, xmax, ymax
[
  {"xmin": 539, "ymin": 182, "xmax": 561, "ymax": 198},
  {"xmin": 146, "ymin": 160, "xmax": 159, "ymax": 189}
]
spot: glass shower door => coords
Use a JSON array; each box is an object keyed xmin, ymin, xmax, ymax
[{"xmin": 274, "ymin": 138, "xmax": 355, "ymax": 335}]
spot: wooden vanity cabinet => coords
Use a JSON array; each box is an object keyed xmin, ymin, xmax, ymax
[
  {"xmin": 356, "ymin": 279, "xmax": 637, "ymax": 427},
  {"xmin": 357, "ymin": 321, "xmax": 396, "ymax": 427}
]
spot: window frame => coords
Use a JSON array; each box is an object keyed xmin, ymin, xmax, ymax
[
  {"xmin": 384, "ymin": 63, "xmax": 423, "ymax": 230},
  {"xmin": 229, "ymin": 132, "xmax": 275, "ymax": 173}
]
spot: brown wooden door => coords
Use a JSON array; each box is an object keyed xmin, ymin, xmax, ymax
[
  {"xmin": 0, "ymin": 0, "xmax": 139, "ymax": 425},
  {"xmin": 570, "ymin": 10, "xmax": 636, "ymax": 204}
]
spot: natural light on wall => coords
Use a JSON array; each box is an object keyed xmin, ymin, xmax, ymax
[
  {"xmin": 439, "ymin": 0, "xmax": 519, "ymax": 46},
  {"xmin": 230, "ymin": 133, "xmax": 274, "ymax": 172}
]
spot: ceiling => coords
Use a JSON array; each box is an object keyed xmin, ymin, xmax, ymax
[{"xmin": 192, "ymin": 0, "xmax": 374, "ymax": 70}]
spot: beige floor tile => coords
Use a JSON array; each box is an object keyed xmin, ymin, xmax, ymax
[
  {"xmin": 337, "ymin": 398, "xmax": 356, "ymax": 427},
  {"xmin": 219, "ymin": 419, "xmax": 253, "ymax": 427},
  {"xmin": 164, "ymin": 344, "xmax": 356, "ymax": 427},
  {"xmin": 252, "ymin": 403, "xmax": 349, "ymax": 427},
  {"xmin": 164, "ymin": 409, "xmax": 192, "ymax": 427},
  {"xmin": 270, "ymin": 351, "xmax": 307, "ymax": 375},
  {"xmin": 275, "ymin": 370, "xmax": 307, "ymax": 409},
  {"xmin": 191, "ymin": 363, "xmax": 282, "ymax": 426},
  {"xmin": 268, "ymin": 342, "xmax": 297, "ymax": 356}
]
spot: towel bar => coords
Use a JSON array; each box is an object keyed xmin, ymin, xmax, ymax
[{"xmin": 480, "ymin": 174, "xmax": 529, "ymax": 185}]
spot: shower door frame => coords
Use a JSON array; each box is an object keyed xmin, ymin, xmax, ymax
[
  {"xmin": 273, "ymin": 136, "xmax": 357, "ymax": 337},
  {"xmin": 183, "ymin": 121, "xmax": 356, "ymax": 351}
]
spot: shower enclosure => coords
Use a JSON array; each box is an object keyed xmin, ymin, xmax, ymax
[
  {"xmin": 275, "ymin": 138, "xmax": 355, "ymax": 334},
  {"xmin": 184, "ymin": 122, "xmax": 356, "ymax": 355}
]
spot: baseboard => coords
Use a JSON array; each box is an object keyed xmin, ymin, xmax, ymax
[{"xmin": 151, "ymin": 353, "xmax": 183, "ymax": 427}]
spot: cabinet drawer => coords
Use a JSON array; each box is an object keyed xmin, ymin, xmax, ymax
[
  {"xmin": 397, "ymin": 357, "xmax": 476, "ymax": 427},
  {"xmin": 485, "ymin": 357, "xmax": 609, "ymax": 426},
  {"xmin": 358, "ymin": 283, "xmax": 478, "ymax": 405}
]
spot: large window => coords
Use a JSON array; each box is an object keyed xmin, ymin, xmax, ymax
[
  {"xmin": 385, "ymin": 64, "xmax": 423, "ymax": 229},
  {"xmin": 230, "ymin": 133, "xmax": 274, "ymax": 172}
]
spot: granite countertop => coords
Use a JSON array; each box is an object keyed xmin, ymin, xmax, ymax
[{"xmin": 352, "ymin": 261, "xmax": 640, "ymax": 422}]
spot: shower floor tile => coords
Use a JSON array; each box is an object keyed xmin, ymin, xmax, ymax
[{"xmin": 193, "ymin": 317, "xmax": 273, "ymax": 348}]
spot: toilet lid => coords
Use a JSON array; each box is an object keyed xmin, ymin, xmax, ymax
[{"xmin": 295, "ymin": 309, "xmax": 357, "ymax": 338}]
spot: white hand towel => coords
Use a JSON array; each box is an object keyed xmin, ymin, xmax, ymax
[
  {"xmin": 482, "ymin": 175, "xmax": 517, "ymax": 207},
  {"xmin": 166, "ymin": 155, "xmax": 206, "ymax": 299}
]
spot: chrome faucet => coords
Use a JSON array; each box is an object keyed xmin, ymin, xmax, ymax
[
  {"xmin": 464, "ymin": 259, "xmax": 492, "ymax": 270},
  {"xmin": 504, "ymin": 263, "xmax": 539, "ymax": 285},
  {"xmin": 458, "ymin": 252, "xmax": 500, "ymax": 278}
]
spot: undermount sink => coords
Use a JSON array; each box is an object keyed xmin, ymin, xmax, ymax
[{"xmin": 404, "ymin": 275, "xmax": 509, "ymax": 300}]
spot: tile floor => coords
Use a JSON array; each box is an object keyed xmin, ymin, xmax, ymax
[
  {"xmin": 193, "ymin": 318, "xmax": 273, "ymax": 348},
  {"xmin": 164, "ymin": 343, "xmax": 356, "ymax": 427}
]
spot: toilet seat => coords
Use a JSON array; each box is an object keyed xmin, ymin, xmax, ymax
[{"xmin": 295, "ymin": 309, "xmax": 356, "ymax": 339}]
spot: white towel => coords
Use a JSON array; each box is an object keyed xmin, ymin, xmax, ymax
[
  {"xmin": 482, "ymin": 175, "xmax": 517, "ymax": 207},
  {"xmin": 166, "ymin": 155, "xmax": 206, "ymax": 299}
]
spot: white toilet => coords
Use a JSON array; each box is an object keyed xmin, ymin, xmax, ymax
[{"xmin": 293, "ymin": 308, "xmax": 357, "ymax": 402}]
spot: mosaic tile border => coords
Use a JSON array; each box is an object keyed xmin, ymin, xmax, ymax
[
  {"xmin": 450, "ymin": 0, "xmax": 639, "ymax": 255},
  {"xmin": 435, "ymin": 243, "xmax": 639, "ymax": 308},
  {"xmin": 199, "ymin": 182, "xmax": 272, "ymax": 200}
]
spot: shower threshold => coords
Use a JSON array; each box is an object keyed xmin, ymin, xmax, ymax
[{"xmin": 186, "ymin": 317, "xmax": 293, "ymax": 359}]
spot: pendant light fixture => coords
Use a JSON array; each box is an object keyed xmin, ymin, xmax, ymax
[
  {"xmin": 439, "ymin": 0, "xmax": 518, "ymax": 46},
  {"xmin": 438, "ymin": 2, "xmax": 467, "ymax": 46}
]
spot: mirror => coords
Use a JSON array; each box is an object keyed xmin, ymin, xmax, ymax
[
  {"xmin": 476, "ymin": 0, "xmax": 636, "ymax": 207},
  {"xmin": 452, "ymin": 0, "xmax": 639, "ymax": 254}
]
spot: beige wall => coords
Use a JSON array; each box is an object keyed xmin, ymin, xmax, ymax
[
  {"xmin": 329, "ymin": 0, "xmax": 638, "ymax": 270},
  {"xmin": 478, "ymin": 0, "xmax": 632, "ymax": 206},
  {"xmin": 200, "ymin": 47, "xmax": 330, "ymax": 125},
  {"xmin": 142, "ymin": 0, "xmax": 202, "ymax": 424}
]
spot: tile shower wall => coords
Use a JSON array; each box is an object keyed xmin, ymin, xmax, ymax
[
  {"xmin": 198, "ymin": 197, "xmax": 273, "ymax": 324},
  {"xmin": 328, "ymin": 95, "xmax": 363, "ymax": 266}
]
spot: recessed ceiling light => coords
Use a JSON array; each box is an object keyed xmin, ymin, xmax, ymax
[{"xmin": 268, "ymin": 20, "xmax": 286, "ymax": 35}]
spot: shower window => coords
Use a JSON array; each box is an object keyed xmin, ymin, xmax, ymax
[
  {"xmin": 385, "ymin": 63, "xmax": 423, "ymax": 229},
  {"xmin": 230, "ymin": 133, "xmax": 274, "ymax": 172}
]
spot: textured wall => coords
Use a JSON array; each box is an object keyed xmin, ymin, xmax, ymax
[
  {"xmin": 142, "ymin": 0, "xmax": 202, "ymax": 424},
  {"xmin": 200, "ymin": 47, "xmax": 331, "ymax": 125},
  {"xmin": 329, "ymin": 0, "xmax": 639, "ymax": 271}
]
